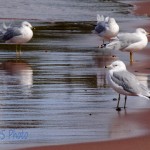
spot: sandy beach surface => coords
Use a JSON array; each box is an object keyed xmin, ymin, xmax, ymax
[
  {"xmin": 16, "ymin": 1, "xmax": 150, "ymax": 150},
  {"xmin": 18, "ymin": 135, "xmax": 150, "ymax": 150},
  {"xmin": 18, "ymin": 110, "xmax": 150, "ymax": 150}
]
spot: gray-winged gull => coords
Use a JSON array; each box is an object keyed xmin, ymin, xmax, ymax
[
  {"xmin": 1, "ymin": 21, "xmax": 33, "ymax": 44},
  {"xmin": 0, "ymin": 21, "xmax": 33, "ymax": 56},
  {"xmin": 94, "ymin": 14, "xmax": 119, "ymax": 45},
  {"xmin": 105, "ymin": 60, "xmax": 150, "ymax": 111},
  {"xmin": 102, "ymin": 28, "xmax": 149, "ymax": 63}
]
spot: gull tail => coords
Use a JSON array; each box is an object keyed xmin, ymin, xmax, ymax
[
  {"xmin": 2, "ymin": 22, "xmax": 12, "ymax": 30},
  {"xmin": 2, "ymin": 22, "xmax": 8, "ymax": 30},
  {"xmin": 0, "ymin": 22, "xmax": 12, "ymax": 40},
  {"xmin": 0, "ymin": 22, "xmax": 8, "ymax": 40},
  {"xmin": 137, "ymin": 94, "xmax": 150, "ymax": 100},
  {"xmin": 0, "ymin": 30, "xmax": 4, "ymax": 40},
  {"xmin": 97, "ymin": 14, "xmax": 104, "ymax": 23},
  {"xmin": 101, "ymin": 40, "xmax": 121, "ymax": 50},
  {"xmin": 105, "ymin": 16, "xmax": 110, "ymax": 22}
]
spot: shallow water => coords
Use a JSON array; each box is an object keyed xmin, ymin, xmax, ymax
[{"xmin": 0, "ymin": 0, "xmax": 150, "ymax": 150}]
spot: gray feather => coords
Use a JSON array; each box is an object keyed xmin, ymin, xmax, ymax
[
  {"xmin": 105, "ymin": 33, "xmax": 142, "ymax": 50},
  {"xmin": 94, "ymin": 21, "xmax": 106, "ymax": 34},
  {"xmin": 2, "ymin": 27, "xmax": 22, "ymax": 41},
  {"xmin": 111, "ymin": 71, "xmax": 150, "ymax": 96}
]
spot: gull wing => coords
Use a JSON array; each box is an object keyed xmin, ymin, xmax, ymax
[
  {"xmin": 2, "ymin": 27, "xmax": 22, "ymax": 41},
  {"xmin": 94, "ymin": 21, "xmax": 106, "ymax": 34},
  {"xmin": 106, "ymin": 33, "xmax": 142, "ymax": 50},
  {"xmin": 111, "ymin": 71, "xmax": 149, "ymax": 96}
]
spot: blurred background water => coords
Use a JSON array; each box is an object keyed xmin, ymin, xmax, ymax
[{"xmin": 0, "ymin": 0, "xmax": 150, "ymax": 150}]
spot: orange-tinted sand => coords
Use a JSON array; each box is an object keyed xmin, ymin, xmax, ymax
[
  {"xmin": 18, "ymin": 110, "xmax": 150, "ymax": 150},
  {"xmin": 19, "ymin": 136, "xmax": 150, "ymax": 150},
  {"xmin": 17, "ymin": 1, "xmax": 150, "ymax": 150},
  {"xmin": 132, "ymin": 1, "xmax": 150, "ymax": 16}
]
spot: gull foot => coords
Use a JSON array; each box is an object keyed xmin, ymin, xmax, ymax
[
  {"xmin": 100, "ymin": 44, "xmax": 106, "ymax": 48},
  {"xmin": 116, "ymin": 107, "xmax": 121, "ymax": 111}
]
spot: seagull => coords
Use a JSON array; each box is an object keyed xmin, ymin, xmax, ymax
[
  {"xmin": 94, "ymin": 14, "xmax": 119, "ymax": 45},
  {"xmin": 0, "ymin": 21, "xmax": 34, "ymax": 56},
  {"xmin": 105, "ymin": 60, "xmax": 150, "ymax": 111},
  {"xmin": 102, "ymin": 28, "xmax": 150, "ymax": 63}
]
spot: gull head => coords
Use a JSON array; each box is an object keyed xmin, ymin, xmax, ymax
[
  {"xmin": 108, "ymin": 18, "xmax": 116, "ymax": 24},
  {"xmin": 105, "ymin": 60, "xmax": 126, "ymax": 72},
  {"xmin": 136, "ymin": 28, "xmax": 150, "ymax": 36},
  {"xmin": 22, "ymin": 21, "xmax": 33, "ymax": 29}
]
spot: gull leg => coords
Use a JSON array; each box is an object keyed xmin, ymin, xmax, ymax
[
  {"xmin": 16, "ymin": 44, "xmax": 18, "ymax": 52},
  {"xmin": 124, "ymin": 95, "xmax": 127, "ymax": 109},
  {"xmin": 99, "ymin": 40, "xmax": 105, "ymax": 48},
  {"xmin": 116, "ymin": 94, "xmax": 121, "ymax": 111},
  {"xmin": 16, "ymin": 45, "xmax": 19, "ymax": 58},
  {"xmin": 16, "ymin": 45, "xmax": 22, "ymax": 58},
  {"xmin": 130, "ymin": 52, "xmax": 133, "ymax": 64},
  {"xmin": 16, "ymin": 45, "xmax": 22, "ymax": 57},
  {"xmin": 19, "ymin": 45, "xmax": 22, "ymax": 56},
  {"xmin": 103, "ymin": 39, "xmax": 105, "ymax": 44}
]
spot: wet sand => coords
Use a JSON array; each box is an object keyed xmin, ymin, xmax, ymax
[
  {"xmin": 18, "ymin": 135, "xmax": 150, "ymax": 150},
  {"xmin": 17, "ymin": 110, "xmax": 150, "ymax": 150},
  {"xmin": 17, "ymin": 1, "xmax": 150, "ymax": 150},
  {"xmin": 131, "ymin": 1, "xmax": 150, "ymax": 16}
]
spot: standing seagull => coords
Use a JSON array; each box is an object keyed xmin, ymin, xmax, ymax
[
  {"xmin": 105, "ymin": 60, "xmax": 150, "ymax": 111},
  {"xmin": 94, "ymin": 14, "xmax": 119, "ymax": 45},
  {"xmin": 0, "ymin": 21, "xmax": 33, "ymax": 55},
  {"xmin": 102, "ymin": 28, "xmax": 149, "ymax": 63}
]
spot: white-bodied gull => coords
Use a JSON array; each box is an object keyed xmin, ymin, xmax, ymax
[
  {"xmin": 102, "ymin": 28, "xmax": 149, "ymax": 63},
  {"xmin": 94, "ymin": 14, "xmax": 119, "ymax": 45},
  {"xmin": 0, "ymin": 21, "xmax": 33, "ymax": 56},
  {"xmin": 1, "ymin": 21, "xmax": 33, "ymax": 44},
  {"xmin": 105, "ymin": 60, "xmax": 150, "ymax": 111}
]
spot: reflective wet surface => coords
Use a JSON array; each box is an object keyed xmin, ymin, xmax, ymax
[{"xmin": 0, "ymin": 0, "xmax": 150, "ymax": 150}]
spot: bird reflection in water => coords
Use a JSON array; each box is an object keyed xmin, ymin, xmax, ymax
[{"xmin": 0, "ymin": 59, "xmax": 33, "ymax": 97}]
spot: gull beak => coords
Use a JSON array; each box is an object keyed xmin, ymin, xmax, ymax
[
  {"xmin": 92, "ymin": 24, "xmax": 97, "ymax": 27},
  {"xmin": 105, "ymin": 65, "xmax": 111, "ymax": 69},
  {"xmin": 146, "ymin": 32, "xmax": 150, "ymax": 36},
  {"xmin": 32, "ymin": 27, "xmax": 36, "ymax": 30}
]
